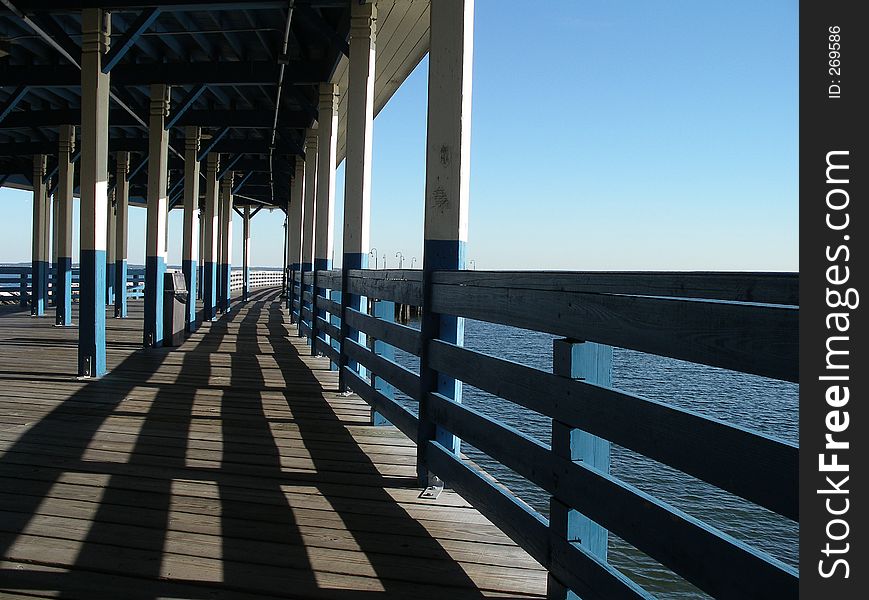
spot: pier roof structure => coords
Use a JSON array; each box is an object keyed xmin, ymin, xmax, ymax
[{"xmin": 0, "ymin": 0, "xmax": 429, "ymax": 207}]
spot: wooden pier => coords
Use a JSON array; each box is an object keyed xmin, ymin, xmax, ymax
[{"xmin": 0, "ymin": 289, "xmax": 547, "ymax": 599}]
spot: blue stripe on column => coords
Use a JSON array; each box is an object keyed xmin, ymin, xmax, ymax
[
  {"xmin": 420, "ymin": 239, "xmax": 466, "ymax": 461},
  {"xmin": 340, "ymin": 252, "xmax": 368, "ymax": 375},
  {"xmin": 219, "ymin": 263, "xmax": 231, "ymax": 313},
  {"xmin": 115, "ymin": 259, "xmax": 127, "ymax": 318},
  {"xmin": 197, "ymin": 263, "xmax": 204, "ymax": 299},
  {"xmin": 203, "ymin": 261, "xmax": 217, "ymax": 321},
  {"xmin": 182, "ymin": 258, "xmax": 198, "ymax": 332},
  {"xmin": 30, "ymin": 260, "xmax": 48, "ymax": 316},
  {"xmin": 56, "ymin": 256, "xmax": 72, "ymax": 326},
  {"xmin": 49, "ymin": 263, "xmax": 57, "ymax": 307},
  {"xmin": 106, "ymin": 260, "xmax": 116, "ymax": 305},
  {"xmin": 144, "ymin": 254, "xmax": 166, "ymax": 347},
  {"xmin": 78, "ymin": 249, "xmax": 107, "ymax": 377},
  {"xmin": 42, "ymin": 264, "xmax": 50, "ymax": 310},
  {"xmin": 287, "ymin": 262, "xmax": 299, "ymax": 311},
  {"xmin": 313, "ymin": 258, "xmax": 332, "ymax": 348},
  {"xmin": 298, "ymin": 261, "xmax": 312, "ymax": 339}
]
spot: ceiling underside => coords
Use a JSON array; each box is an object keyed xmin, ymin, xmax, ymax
[{"xmin": 0, "ymin": 0, "xmax": 430, "ymax": 209}]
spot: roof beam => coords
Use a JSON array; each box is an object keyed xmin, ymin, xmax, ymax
[
  {"xmin": 1, "ymin": 108, "xmax": 310, "ymax": 128},
  {"xmin": 165, "ymin": 83, "xmax": 206, "ymax": 129},
  {"xmin": 102, "ymin": 7, "xmax": 162, "ymax": 73},
  {"xmin": 0, "ymin": 86, "xmax": 29, "ymax": 124},
  {"xmin": 0, "ymin": 60, "xmax": 326, "ymax": 86},
  {"xmin": 295, "ymin": 6, "xmax": 349, "ymax": 58},
  {"xmin": 197, "ymin": 127, "xmax": 229, "ymax": 160},
  {"xmin": 0, "ymin": 138, "xmax": 301, "ymax": 157}
]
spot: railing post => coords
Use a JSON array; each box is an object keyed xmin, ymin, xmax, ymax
[
  {"xmin": 547, "ymin": 339, "xmax": 613, "ymax": 600},
  {"xmin": 416, "ymin": 0, "xmax": 474, "ymax": 485},
  {"xmin": 371, "ymin": 299, "xmax": 395, "ymax": 425}
]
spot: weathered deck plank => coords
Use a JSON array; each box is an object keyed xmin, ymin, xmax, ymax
[{"xmin": 0, "ymin": 289, "xmax": 546, "ymax": 599}]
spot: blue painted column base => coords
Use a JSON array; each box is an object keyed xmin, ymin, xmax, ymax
[
  {"xmin": 30, "ymin": 260, "xmax": 48, "ymax": 316},
  {"xmin": 417, "ymin": 239, "xmax": 466, "ymax": 482},
  {"xmin": 144, "ymin": 255, "xmax": 166, "ymax": 348},
  {"xmin": 298, "ymin": 262, "xmax": 312, "ymax": 340},
  {"xmin": 203, "ymin": 261, "xmax": 217, "ymax": 321},
  {"xmin": 78, "ymin": 249, "xmax": 107, "ymax": 377},
  {"xmin": 312, "ymin": 258, "xmax": 332, "ymax": 356},
  {"xmin": 115, "ymin": 259, "xmax": 128, "ymax": 318},
  {"xmin": 56, "ymin": 257, "xmax": 73, "ymax": 326},
  {"xmin": 49, "ymin": 263, "xmax": 57, "ymax": 307},
  {"xmin": 182, "ymin": 258, "xmax": 198, "ymax": 333},
  {"xmin": 219, "ymin": 263, "xmax": 232, "ymax": 314},
  {"xmin": 372, "ymin": 299, "xmax": 395, "ymax": 425},
  {"xmin": 106, "ymin": 262, "xmax": 116, "ymax": 306},
  {"xmin": 338, "ymin": 253, "xmax": 368, "ymax": 389}
]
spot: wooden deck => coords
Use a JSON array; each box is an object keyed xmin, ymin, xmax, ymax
[{"xmin": 0, "ymin": 288, "xmax": 546, "ymax": 599}]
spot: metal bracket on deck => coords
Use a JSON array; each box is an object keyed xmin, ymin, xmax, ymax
[{"xmin": 419, "ymin": 475, "xmax": 444, "ymax": 500}]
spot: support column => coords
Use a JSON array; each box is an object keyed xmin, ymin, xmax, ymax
[
  {"xmin": 144, "ymin": 83, "xmax": 170, "ymax": 348},
  {"xmin": 50, "ymin": 191, "xmax": 57, "ymax": 307},
  {"xmin": 242, "ymin": 205, "xmax": 251, "ymax": 301},
  {"xmin": 312, "ymin": 82, "xmax": 339, "ymax": 353},
  {"xmin": 287, "ymin": 160, "xmax": 304, "ymax": 316},
  {"xmin": 31, "ymin": 154, "xmax": 48, "ymax": 317},
  {"xmin": 78, "ymin": 8, "xmax": 110, "ymax": 377},
  {"xmin": 417, "ymin": 0, "xmax": 474, "ymax": 481},
  {"xmin": 105, "ymin": 190, "xmax": 116, "ymax": 305},
  {"xmin": 182, "ymin": 126, "xmax": 201, "ymax": 332},
  {"xmin": 56, "ymin": 125, "xmax": 74, "ymax": 326},
  {"xmin": 115, "ymin": 151, "xmax": 129, "ymax": 318},
  {"xmin": 338, "ymin": 1, "xmax": 376, "ymax": 387},
  {"xmin": 218, "ymin": 171, "xmax": 234, "ymax": 314},
  {"xmin": 548, "ymin": 340, "xmax": 612, "ymax": 600},
  {"xmin": 197, "ymin": 202, "xmax": 204, "ymax": 300},
  {"xmin": 300, "ymin": 130, "xmax": 318, "ymax": 338},
  {"xmin": 202, "ymin": 154, "xmax": 219, "ymax": 321}
]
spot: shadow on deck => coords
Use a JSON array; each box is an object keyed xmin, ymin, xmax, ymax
[{"xmin": 0, "ymin": 288, "xmax": 545, "ymax": 599}]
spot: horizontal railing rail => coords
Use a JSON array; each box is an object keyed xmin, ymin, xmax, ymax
[
  {"xmin": 285, "ymin": 267, "xmax": 799, "ymax": 598},
  {"xmin": 2, "ymin": 266, "xmax": 282, "ymax": 304}
]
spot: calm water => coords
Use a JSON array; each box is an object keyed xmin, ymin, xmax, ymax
[{"xmin": 391, "ymin": 318, "xmax": 798, "ymax": 599}]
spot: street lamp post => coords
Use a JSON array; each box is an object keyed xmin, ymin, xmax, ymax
[
  {"xmin": 469, "ymin": 259, "xmax": 476, "ymax": 270},
  {"xmin": 369, "ymin": 247, "xmax": 378, "ymax": 270},
  {"xmin": 410, "ymin": 257, "xmax": 417, "ymax": 269},
  {"xmin": 395, "ymin": 251, "xmax": 404, "ymax": 269}
]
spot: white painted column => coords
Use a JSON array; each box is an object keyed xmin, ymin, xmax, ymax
[
  {"xmin": 202, "ymin": 154, "xmax": 220, "ymax": 320},
  {"xmin": 78, "ymin": 8, "xmax": 110, "ymax": 377},
  {"xmin": 313, "ymin": 82, "xmax": 339, "ymax": 351},
  {"xmin": 182, "ymin": 126, "xmax": 201, "ymax": 331},
  {"xmin": 144, "ymin": 83, "xmax": 170, "ymax": 348},
  {"xmin": 219, "ymin": 171, "xmax": 234, "ymax": 313},
  {"xmin": 114, "ymin": 151, "xmax": 129, "ymax": 318},
  {"xmin": 417, "ymin": 0, "xmax": 474, "ymax": 480},
  {"xmin": 31, "ymin": 154, "xmax": 48, "ymax": 317},
  {"xmin": 300, "ymin": 130, "xmax": 318, "ymax": 335},
  {"xmin": 287, "ymin": 159, "xmax": 304, "ymax": 318},
  {"xmin": 56, "ymin": 126, "xmax": 75, "ymax": 326},
  {"xmin": 315, "ymin": 83, "xmax": 339, "ymax": 273},
  {"xmin": 242, "ymin": 205, "xmax": 251, "ymax": 301},
  {"xmin": 50, "ymin": 190, "xmax": 58, "ymax": 307},
  {"xmin": 338, "ymin": 0, "xmax": 377, "ymax": 387}
]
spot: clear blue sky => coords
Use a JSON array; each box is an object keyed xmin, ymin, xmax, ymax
[{"xmin": 0, "ymin": 0, "xmax": 798, "ymax": 271}]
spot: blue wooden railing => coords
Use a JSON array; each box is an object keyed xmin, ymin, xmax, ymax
[
  {"xmin": 1, "ymin": 266, "xmax": 283, "ymax": 306},
  {"xmin": 0, "ymin": 265, "xmax": 146, "ymax": 304},
  {"xmin": 289, "ymin": 267, "xmax": 798, "ymax": 599}
]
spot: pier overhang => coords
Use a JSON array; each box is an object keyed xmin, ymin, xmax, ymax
[{"xmin": 1, "ymin": 1, "xmax": 431, "ymax": 208}]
